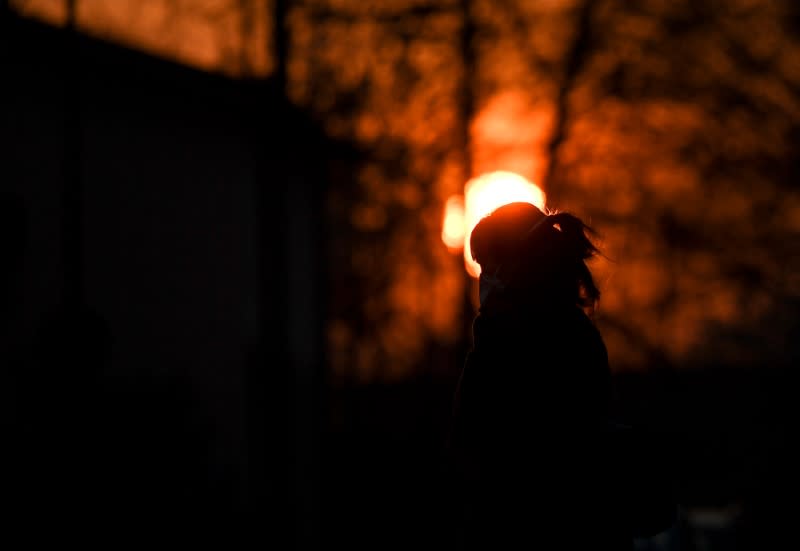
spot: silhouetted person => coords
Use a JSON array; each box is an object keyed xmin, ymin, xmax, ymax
[{"xmin": 448, "ymin": 202, "xmax": 674, "ymax": 550}]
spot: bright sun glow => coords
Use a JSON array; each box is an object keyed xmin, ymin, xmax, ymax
[
  {"xmin": 457, "ymin": 171, "xmax": 546, "ymax": 278},
  {"xmin": 442, "ymin": 196, "xmax": 466, "ymax": 251}
]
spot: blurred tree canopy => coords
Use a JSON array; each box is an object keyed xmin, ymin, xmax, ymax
[
  {"xmin": 10, "ymin": 0, "xmax": 274, "ymax": 75},
  {"xmin": 13, "ymin": 0, "xmax": 800, "ymax": 378}
]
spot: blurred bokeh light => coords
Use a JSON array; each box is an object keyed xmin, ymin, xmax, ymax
[{"xmin": 441, "ymin": 195, "xmax": 465, "ymax": 252}]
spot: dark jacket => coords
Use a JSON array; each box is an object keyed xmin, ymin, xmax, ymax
[{"xmin": 449, "ymin": 297, "xmax": 674, "ymax": 549}]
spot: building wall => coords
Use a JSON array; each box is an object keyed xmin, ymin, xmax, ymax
[{"xmin": 2, "ymin": 14, "xmax": 324, "ymax": 542}]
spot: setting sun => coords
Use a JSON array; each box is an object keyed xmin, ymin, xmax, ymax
[{"xmin": 442, "ymin": 171, "xmax": 546, "ymax": 278}]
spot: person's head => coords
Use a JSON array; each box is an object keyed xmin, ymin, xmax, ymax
[{"xmin": 470, "ymin": 202, "xmax": 600, "ymax": 310}]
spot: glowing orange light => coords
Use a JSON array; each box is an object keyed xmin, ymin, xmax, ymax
[
  {"xmin": 441, "ymin": 171, "xmax": 546, "ymax": 277},
  {"xmin": 463, "ymin": 171, "xmax": 546, "ymax": 277},
  {"xmin": 442, "ymin": 196, "xmax": 466, "ymax": 251}
]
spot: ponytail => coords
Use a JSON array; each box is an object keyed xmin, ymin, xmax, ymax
[
  {"xmin": 524, "ymin": 211, "xmax": 601, "ymax": 310},
  {"xmin": 546, "ymin": 212, "xmax": 599, "ymax": 260}
]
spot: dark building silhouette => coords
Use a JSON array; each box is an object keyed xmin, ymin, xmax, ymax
[{"xmin": 2, "ymin": 10, "xmax": 326, "ymax": 546}]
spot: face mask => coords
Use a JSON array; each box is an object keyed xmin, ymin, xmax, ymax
[{"xmin": 478, "ymin": 267, "xmax": 504, "ymax": 305}]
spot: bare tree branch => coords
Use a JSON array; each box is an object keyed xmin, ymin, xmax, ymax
[
  {"xmin": 542, "ymin": 0, "xmax": 594, "ymax": 197},
  {"xmin": 460, "ymin": 0, "xmax": 474, "ymax": 177}
]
